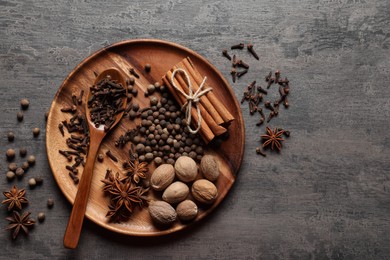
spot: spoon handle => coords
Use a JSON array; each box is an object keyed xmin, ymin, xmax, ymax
[{"xmin": 63, "ymin": 134, "xmax": 104, "ymax": 249}]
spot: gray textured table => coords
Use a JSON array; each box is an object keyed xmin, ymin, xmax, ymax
[{"xmin": 1, "ymin": 0, "xmax": 389, "ymax": 259}]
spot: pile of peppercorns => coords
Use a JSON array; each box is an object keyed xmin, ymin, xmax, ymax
[
  {"xmin": 2, "ymin": 98, "xmax": 55, "ymax": 239},
  {"xmin": 116, "ymin": 80, "xmax": 205, "ymax": 166}
]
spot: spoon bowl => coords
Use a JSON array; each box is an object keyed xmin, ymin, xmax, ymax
[{"xmin": 63, "ymin": 68, "xmax": 127, "ymax": 249}]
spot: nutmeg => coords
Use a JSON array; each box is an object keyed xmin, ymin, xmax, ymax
[
  {"xmin": 191, "ymin": 179, "xmax": 218, "ymax": 205},
  {"xmin": 162, "ymin": 181, "xmax": 189, "ymax": 204},
  {"xmin": 174, "ymin": 156, "xmax": 197, "ymax": 183},
  {"xmin": 176, "ymin": 200, "xmax": 198, "ymax": 222},
  {"xmin": 200, "ymin": 155, "xmax": 220, "ymax": 181},
  {"xmin": 150, "ymin": 164, "xmax": 175, "ymax": 191},
  {"xmin": 148, "ymin": 200, "xmax": 177, "ymax": 226}
]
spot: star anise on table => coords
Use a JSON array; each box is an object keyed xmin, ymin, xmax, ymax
[
  {"xmin": 261, "ymin": 127, "xmax": 285, "ymax": 151},
  {"xmin": 123, "ymin": 159, "xmax": 149, "ymax": 184},
  {"xmin": 6, "ymin": 211, "xmax": 35, "ymax": 239},
  {"xmin": 2, "ymin": 186, "xmax": 28, "ymax": 211}
]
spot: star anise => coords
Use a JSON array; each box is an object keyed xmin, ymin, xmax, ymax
[
  {"xmin": 101, "ymin": 170, "xmax": 120, "ymax": 192},
  {"xmin": 261, "ymin": 127, "xmax": 284, "ymax": 151},
  {"xmin": 6, "ymin": 211, "xmax": 35, "ymax": 239},
  {"xmin": 2, "ymin": 186, "xmax": 28, "ymax": 211},
  {"xmin": 123, "ymin": 159, "xmax": 148, "ymax": 184},
  {"xmin": 102, "ymin": 174, "xmax": 149, "ymax": 221}
]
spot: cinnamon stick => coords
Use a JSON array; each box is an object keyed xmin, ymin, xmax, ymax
[
  {"xmin": 172, "ymin": 64, "xmax": 225, "ymax": 126},
  {"xmin": 162, "ymin": 76, "xmax": 214, "ymax": 143},
  {"xmin": 182, "ymin": 58, "xmax": 235, "ymax": 125},
  {"xmin": 168, "ymin": 69, "xmax": 227, "ymax": 137}
]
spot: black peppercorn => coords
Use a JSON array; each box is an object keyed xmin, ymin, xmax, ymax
[
  {"xmin": 144, "ymin": 63, "xmax": 151, "ymax": 72},
  {"xmin": 6, "ymin": 171, "xmax": 15, "ymax": 181},
  {"xmin": 7, "ymin": 132, "xmax": 15, "ymax": 142},
  {"xmin": 27, "ymin": 155, "xmax": 36, "ymax": 165},
  {"xmin": 38, "ymin": 212, "xmax": 45, "ymax": 222},
  {"xmin": 15, "ymin": 167, "xmax": 24, "ymax": 178},
  {"xmin": 32, "ymin": 128, "xmax": 40, "ymax": 137},
  {"xmin": 19, "ymin": 147, "xmax": 27, "ymax": 157},
  {"xmin": 47, "ymin": 199, "xmax": 54, "ymax": 208},
  {"xmin": 6, "ymin": 149, "xmax": 15, "ymax": 160},
  {"xmin": 20, "ymin": 98, "xmax": 30, "ymax": 110},
  {"xmin": 22, "ymin": 161, "xmax": 29, "ymax": 171},
  {"xmin": 8, "ymin": 162, "xmax": 17, "ymax": 171},
  {"xmin": 17, "ymin": 112, "xmax": 24, "ymax": 122},
  {"xmin": 97, "ymin": 154, "xmax": 104, "ymax": 162},
  {"xmin": 28, "ymin": 178, "xmax": 37, "ymax": 188}
]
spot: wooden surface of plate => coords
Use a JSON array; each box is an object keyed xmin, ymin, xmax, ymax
[{"xmin": 46, "ymin": 39, "xmax": 245, "ymax": 236}]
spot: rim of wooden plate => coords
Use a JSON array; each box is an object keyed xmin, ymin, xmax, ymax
[{"xmin": 46, "ymin": 38, "xmax": 245, "ymax": 236}]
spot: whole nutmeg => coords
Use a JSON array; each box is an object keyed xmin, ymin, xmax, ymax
[
  {"xmin": 162, "ymin": 181, "xmax": 189, "ymax": 205},
  {"xmin": 148, "ymin": 200, "xmax": 177, "ymax": 226},
  {"xmin": 150, "ymin": 164, "xmax": 175, "ymax": 191},
  {"xmin": 174, "ymin": 156, "xmax": 197, "ymax": 183},
  {"xmin": 200, "ymin": 155, "xmax": 220, "ymax": 182},
  {"xmin": 191, "ymin": 179, "xmax": 218, "ymax": 205},
  {"xmin": 176, "ymin": 200, "xmax": 198, "ymax": 222}
]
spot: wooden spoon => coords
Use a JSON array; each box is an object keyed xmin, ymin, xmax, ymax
[{"xmin": 63, "ymin": 68, "xmax": 127, "ymax": 249}]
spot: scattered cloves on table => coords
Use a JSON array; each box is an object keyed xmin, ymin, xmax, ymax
[
  {"xmin": 129, "ymin": 68, "xmax": 139, "ymax": 78},
  {"xmin": 237, "ymin": 69, "xmax": 248, "ymax": 78},
  {"xmin": 106, "ymin": 150, "xmax": 118, "ymax": 162},
  {"xmin": 231, "ymin": 68, "xmax": 237, "ymax": 83},
  {"xmin": 231, "ymin": 43, "xmax": 244, "ymax": 50},
  {"xmin": 222, "ymin": 49, "xmax": 231, "ymax": 60},
  {"xmin": 247, "ymin": 44, "xmax": 259, "ymax": 60}
]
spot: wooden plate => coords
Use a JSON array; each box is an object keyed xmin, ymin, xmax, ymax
[{"xmin": 46, "ymin": 39, "xmax": 245, "ymax": 236}]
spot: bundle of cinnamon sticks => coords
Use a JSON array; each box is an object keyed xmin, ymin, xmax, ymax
[{"xmin": 162, "ymin": 57, "xmax": 234, "ymax": 144}]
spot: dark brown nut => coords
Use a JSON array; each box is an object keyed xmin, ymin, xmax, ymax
[{"xmin": 148, "ymin": 200, "xmax": 177, "ymax": 226}]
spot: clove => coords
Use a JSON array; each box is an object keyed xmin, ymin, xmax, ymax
[
  {"xmin": 222, "ymin": 49, "xmax": 231, "ymax": 60},
  {"xmin": 231, "ymin": 43, "xmax": 245, "ymax": 50},
  {"xmin": 230, "ymin": 68, "xmax": 237, "ymax": 83},
  {"xmin": 237, "ymin": 69, "xmax": 248, "ymax": 78},
  {"xmin": 247, "ymin": 44, "xmax": 259, "ymax": 60}
]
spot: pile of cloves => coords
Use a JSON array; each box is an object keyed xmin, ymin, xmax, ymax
[
  {"xmin": 222, "ymin": 43, "xmax": 259, "ymax": 83},
  {"xmin": 58, "ymin": 89, "xmax": 90, "ymax": 184}
]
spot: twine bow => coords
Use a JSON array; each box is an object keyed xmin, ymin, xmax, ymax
[{"xmin": 170, "ymin": 68, "xmax": 212, "ymax": 134}]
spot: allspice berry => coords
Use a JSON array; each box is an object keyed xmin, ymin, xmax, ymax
[
  {"xmin": 176, "ymin": 200, "xmax": 198, "ymax": 222},
  {"xmin": 15, "ymin": 167, "xmax": 24, "ymax": 178},
  {"xmin": 27, "ymin": 155, "xmax": 36, "ymax": 165},
  {"xmin": 38, "ymin": 212, "xmax": 45, "ymax": 222},
  {"xmin": 20, "ymin": 98, "xmax": 30, "ymax": 110},
  {"xmin": 32, "ymin": 128, "xmax": 40, "ymax": 137},
  {"xmin": 7, "ymin": 132, "xmax": 15, "ymax": 142},
  {"xmin": 144, "ymin": 63, "xmax": 151, "ymax": 72},
  {"xmin": 28, "ymin": 178, "xmax": 37, "ymax": 188},
  {"xmin": 6, "ymin": 171, "xmax": 15, "ymax": 181},
  {"xmin": 174, "ymin": 156, "xmax": 198, "ymax": 183},
  {"xmin": 19, "ymin": 147, "xmax": 27, "ymax": 157},
  {"xmin": 6, "ymin": 149, "xmax": 15, "ymax": 160},
  {"xmin": 16, "ymin": 112, "xmax": 24, "ymax": 121},
  {"xmin": 47, "ymin": 199, "xmax": 54, "ymax": 208},
  {"xmin": 200, "ymin": 155, "xmax": 220, "ymax": 182},
  {"xmin": 8, "ymin": 162, "xmax": 18, "ymax": 171}
]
